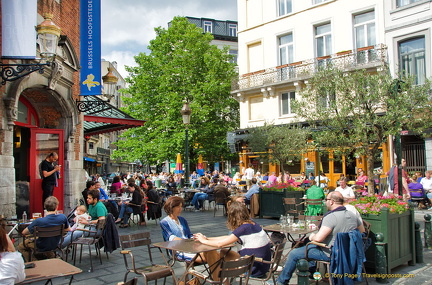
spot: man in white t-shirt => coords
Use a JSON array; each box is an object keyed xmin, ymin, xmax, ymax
[
  {"xmin": 421, "ymin": 171, "xmax": 432, "ymax": 208},
  {"xmin": 244, "ymin": 164, "xmax": 255, "ymax": 190},
  {"xmin": 335, "ymin": 178, "xmax": 355, "ymax": 199}
]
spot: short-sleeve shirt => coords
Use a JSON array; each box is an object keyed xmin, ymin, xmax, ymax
[
  {"xmin": 232, "ymin": 223, "xmax": 271, "ymax": 277},
  {"xmin": 27, "ymin": 214, "xmax": 69, "ymax": 252},
  {"xmin": 40, "ymin": 160, "xmax": 56, "ymax": 184},
  {"xmin": 321, "ymin": 209, "xmax": 361, "ymax": 255},
  {"xmin": 88, "ymin": 201, "xmax": 108, "ymax": 220},
  {"xmin": 335, "ymin": 186, "xmax": 355, "ymax": 198},
  {"xmin": 420, "ymin": 177, "xmax": 432, "ymax": 191}
]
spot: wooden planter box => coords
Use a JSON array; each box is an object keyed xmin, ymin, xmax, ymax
[
  {"xmin": 362, "ymin": 208, "xmax": 415, "ymax": 273},
  {"xmin": 258, "ymin": 189, "xmax": 304, "ymax": 218}
]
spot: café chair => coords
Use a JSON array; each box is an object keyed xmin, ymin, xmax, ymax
[
  {"xmin": 249, "ymin": 194, "xmax": 260, "ymax": 218},
  {"xmin": 120, "ymin": 232, "xmax": 176, "ymax": 285},
  {"xmin": 188, "ymin": 254, "xmax": 255, "ymax": 285},
  {"xmin": 213, "ymin": 191, "xmax": 229, "ymax": 217},
  {"xmin": 302, "ymin": 198, "xmax": 324, "ymax": 216},
  {"xmin": 282, "ymin": 198, "xmax": 302, "ymax": 217},
  {"xmin": 25, "ymin": 224, "xmax": 65, "ymax": 261},
  {"xmin": 304, "ymin": 229, "xmax": 368, "ymax": 285},
  {"xmin": 248, "ymin": 240, "xmax": 287, "ymax": 284},
  {"xmin": 71, "ymin": 218, "xmax": 107, "ymax": 272}
]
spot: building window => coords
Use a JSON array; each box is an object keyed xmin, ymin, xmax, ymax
[
  {"xmin": 203, "ymin": 21, "xmax": 212, "ymax": 33},
  {"xmin": 396, "ymin": 0, "xmax": 421, "ymax": 8},
  {"xmin": 279, "ymin": 33, "xmax": 294, "ymax": 65},
  {"xmin": 281, "ymin": 92, "xmax": 295, "ymax": 115},
  {"xmin": 229, "ymin": 24, "xmax": 237, "ymax": 37},
  {"xmin": 319, "ymin": 89, "xmax": 336, "ymax": 109},
  {"xmin": 313, "ymin": 0, "xmax": 329, "ymax": 4},
  {"xmin": 89, "ymin": 142, "xmax": 94, "ymax": 150},
  {"xmin": 399, "ymin": 37, "xmax": 426, "ymax": 85},
  {"xmin": 315, "ymin": 23, "xmax": 332, "ymax": 57},
  {"xmin": 229, "ymin": 49, "xmax": 238, "ymax": 64},
  {"xmin": 278, "ymin": 0, "xmax": 292, "ymax": 16},
  {"xmin": 354, "ymin": 11, "xmax": 376, "ymax": 49}
]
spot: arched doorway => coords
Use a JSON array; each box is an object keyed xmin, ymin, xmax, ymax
[{"xmin": 14, "ymin": 93, "xmax": 65, "ymax": 215}]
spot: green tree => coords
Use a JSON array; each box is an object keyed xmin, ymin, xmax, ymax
[
  {"xmin": 248, "ymin": 123, "xmax": 310, "ymax": 182},
  {"xmin": 112, "ymin": 17, "xmax": 239, "ymax": 166},
  {"xmin": 294, "ymin": 67, "xmax": 432, "ymax": 194}
]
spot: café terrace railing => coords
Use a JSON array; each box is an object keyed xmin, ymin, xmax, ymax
[{"xmin": 232, "ymin": 44, "xmax": 388, "ymax": 91}]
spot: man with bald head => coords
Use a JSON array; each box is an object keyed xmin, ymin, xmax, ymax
[{"xmin": 276, "ymin": 191, "xmax": 363, "ymax": 285}]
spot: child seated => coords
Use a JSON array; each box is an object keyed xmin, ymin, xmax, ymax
[
  {"xmin": 61, "ymin": 205, "xmax": 90, "ymax": 248},
  {"xmin": 70, "ymin": 205, "xmax": 90, "ymax": 231}
]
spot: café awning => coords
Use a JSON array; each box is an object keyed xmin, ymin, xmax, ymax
[{"xmin": 83, "ymin": 96, "xmax": 145, "ymax": 136}]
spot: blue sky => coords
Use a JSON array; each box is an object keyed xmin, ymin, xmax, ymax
[{"xmin": 101, "ymin": 0, "xmax": 238, "ymax": 78}]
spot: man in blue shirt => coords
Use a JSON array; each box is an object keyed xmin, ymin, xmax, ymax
[
  {"xmin": 18, "ymin": 196, "xmax": 70, "ymax": 261},
  {"xmin": 244, "ymin": 178, "xmax": 260, "ymax": 204}
]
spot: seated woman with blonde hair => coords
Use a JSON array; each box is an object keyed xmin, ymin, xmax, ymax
[{"xmin": 194, "ymin": 201, "xmax": 272, "ymax": 278}]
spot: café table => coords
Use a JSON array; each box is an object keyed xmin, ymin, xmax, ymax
[
  {"xmin": 153, "ymin": 239, "xmax": 232, "ymax": 284},
  {"xmin": 18, "ymin": 259, "xmax": 82, "ymax": 285},
  {"xmin": 263, "ymin": 224, "xmax": 316, "ymax": 262}
]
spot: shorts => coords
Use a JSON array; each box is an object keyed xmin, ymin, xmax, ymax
[{"xmin": 245, "ymin": 179, "xmax": 252, "ymax": 187}]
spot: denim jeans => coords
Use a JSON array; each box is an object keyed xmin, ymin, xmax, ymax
[
  {"xmin": 118, "ymin": 203, "xmax": 133, "ymax": 224},
  {"xmin": 276, "ymin": 244, "xmax": 330, "ymax": 285},
  {"xmin": 191, "ymin": 193, "xmax": 208, "ymax": 209},
  {"xmin": 61, "ymin": 230, "xmax": 84, "ymax": 248}
]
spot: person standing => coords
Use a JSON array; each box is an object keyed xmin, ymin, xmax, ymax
[
  {"xmin": 244, "ymin": 164, "xmax": 255, "ymax": 190},
  {"xmin": 40, "ymin": 152, "xmax": 61, "ymax": 208}
]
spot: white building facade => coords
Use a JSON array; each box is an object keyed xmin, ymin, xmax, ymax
[{"xmin": 232, "ymin": 0, "xmax": 432, "ymax": 178}]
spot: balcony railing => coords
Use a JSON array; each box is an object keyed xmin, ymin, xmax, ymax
[{"xmin": 232, "ymin": 44, "xmax": 387, "ymax": 91}]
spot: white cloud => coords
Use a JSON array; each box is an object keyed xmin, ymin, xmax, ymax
[{"xmin": 101, "ymin": 0, "xmax": 237, "ymax": 78}]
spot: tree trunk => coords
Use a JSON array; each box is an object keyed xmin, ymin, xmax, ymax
[{"xmin": 366, "ymin": 150, "xmax": 375, "ymax": 195}]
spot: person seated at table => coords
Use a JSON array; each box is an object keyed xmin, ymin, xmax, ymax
[
  {"xmin": 276, "ymin": 191, "xmax": 364, "ymax": 285},
  {"xmin": 61, "ymin": 204, "xmax": 90, "ymax": 248},
  {"xmin": 304, "ymin": 180, "xmax": 325, "ymax": 216},
  {"xmin": 115, "ymin": 183, "xmax": 143, "ymax": 228},
  {"xmin": 18, "ymin": 196, "xmax": 70, "ymax": 262},
  {"xmin": 146, "ymin": 180, "xmax": 162, "ymax": 221},
  {"xmin": 80, "ymin": 189, "xmax": 108, "ymax": 228},
  {"xmin": 299, "ymin": 172, "xmax": 307, "ymax": 181},
  {"xmin": 408, "ymin": 174, "xmax": 429, "ymax": 209},
  {"xmin": 244, "ymin": 178, "xmax": 260, "ymax": 205},
  {"xmin": 194, "ymin": 201, "xmax": 272, "ymax": 278},
  {"xmin": 190, "ymin": 177, "xmax": 214, "ymax": 212},
  {"xmin": 165, "ymin": 176, "xmax": 177, "ymax": 196},
  {"xmin": 268, "ymin": 171, "xmax": 278, "ymax": 185},
  {"xmin": 335, "ymin": 177, "xmax": 355, "ymax": 199},
  {"xmin": 0, "ymin": 219, "xmax": 26, "ymax": 284},
  {"xmin": 82, "ymin": 180, "xmax": 96, "ymax": 207},
  {"xmin": 109, "ymin": 175, "xmax": 122, "ymax": 196}
]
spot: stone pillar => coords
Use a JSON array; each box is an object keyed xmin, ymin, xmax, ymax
[{"xmin": 425, "ymin": 138, "xmax": 432, "ymax": 171}]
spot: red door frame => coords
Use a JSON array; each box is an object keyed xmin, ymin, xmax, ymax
[{"xmin": 29, "ymin": 129, "xmax": 64, "ymax": 214}]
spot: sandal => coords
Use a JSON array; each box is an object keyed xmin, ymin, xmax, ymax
[{"xmin": 119, "ymin": 224, "xmax": 129, "ymax": 228}]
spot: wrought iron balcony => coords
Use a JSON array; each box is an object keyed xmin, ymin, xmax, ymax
[{"xmin": 232, "ymin": 44, "xmax": 387, "ymax": 91}]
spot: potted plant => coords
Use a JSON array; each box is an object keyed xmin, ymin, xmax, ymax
[
  {"xmin": 350, "ymin": 194, "xmax": 415, "ymax": 273},
  {"xmin": 259, "ymin": 183, "xmax": 304, "ymax": 218}
]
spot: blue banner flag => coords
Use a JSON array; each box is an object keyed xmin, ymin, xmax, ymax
[{"xmin": 80, "ymin": 0, "xmax": 101, "ymax": 95}]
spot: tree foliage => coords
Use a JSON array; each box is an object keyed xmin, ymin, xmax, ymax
[
  {"xmin": 293, "ymin": 67, "xmax": 432, "ymax": 193},
  {"xmin": 248, "ymin": 123, "xmax": 310, "ymax": 181},
  {"xmin": 112, "ymin": 17, "xmax": 239, "ymax": 166}
]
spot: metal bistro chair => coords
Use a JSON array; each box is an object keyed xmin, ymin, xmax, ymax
[
  {"xmin": 213, "ymin": 191, "xmax": 229, "ymax": 217},
  {"xmin": 282, "ymin": 198, "xmax": 303, "ymax": 217},
  {"xmin": 188, "ymin": 254, "xmax": 255, "ymax": 285},
  {"xmin": 248, "ymin": 240, "xmax": 287, "ymax": 284},
  {"xmin": 120, "ymin": 232, "xmax": 176, "ymax": 285},
  {"xmin": 71, "ymin": 218, "xmax": 108, "ymax": 272},
  {"xmin": 25, "ymin": 224, "xmax": 66, "ymax": 261}
]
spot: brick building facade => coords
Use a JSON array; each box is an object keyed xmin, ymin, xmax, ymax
[{"xmin": 0, "ymin": 0, "xmax": 85, "ymax": 217}]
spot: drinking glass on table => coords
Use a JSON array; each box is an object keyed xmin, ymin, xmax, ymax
[
  {"xmin": 286, "ymin": 215, "xmax": 293, "ymax": 228},
  {"xmin": 32, "ymin": 213, "xmax": 41, "ymax": 219}
]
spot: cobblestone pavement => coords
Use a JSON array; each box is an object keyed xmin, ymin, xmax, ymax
[{"xmin": 27, "ymin": 207, "xmax": 432, "ymax": 284}]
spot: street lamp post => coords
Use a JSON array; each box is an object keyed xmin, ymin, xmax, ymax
[{"xmin": 181, "ymin": 102, "xmax": 192, "ymax": 187}]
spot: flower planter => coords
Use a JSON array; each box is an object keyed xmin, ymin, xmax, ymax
[
  {"xmin": 362, "ymin": 208, "xmax": 415, "ymax": 273},
  {"xmin": 258, "ymin": 189, "xmax": 304, "ymax": 218}
]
